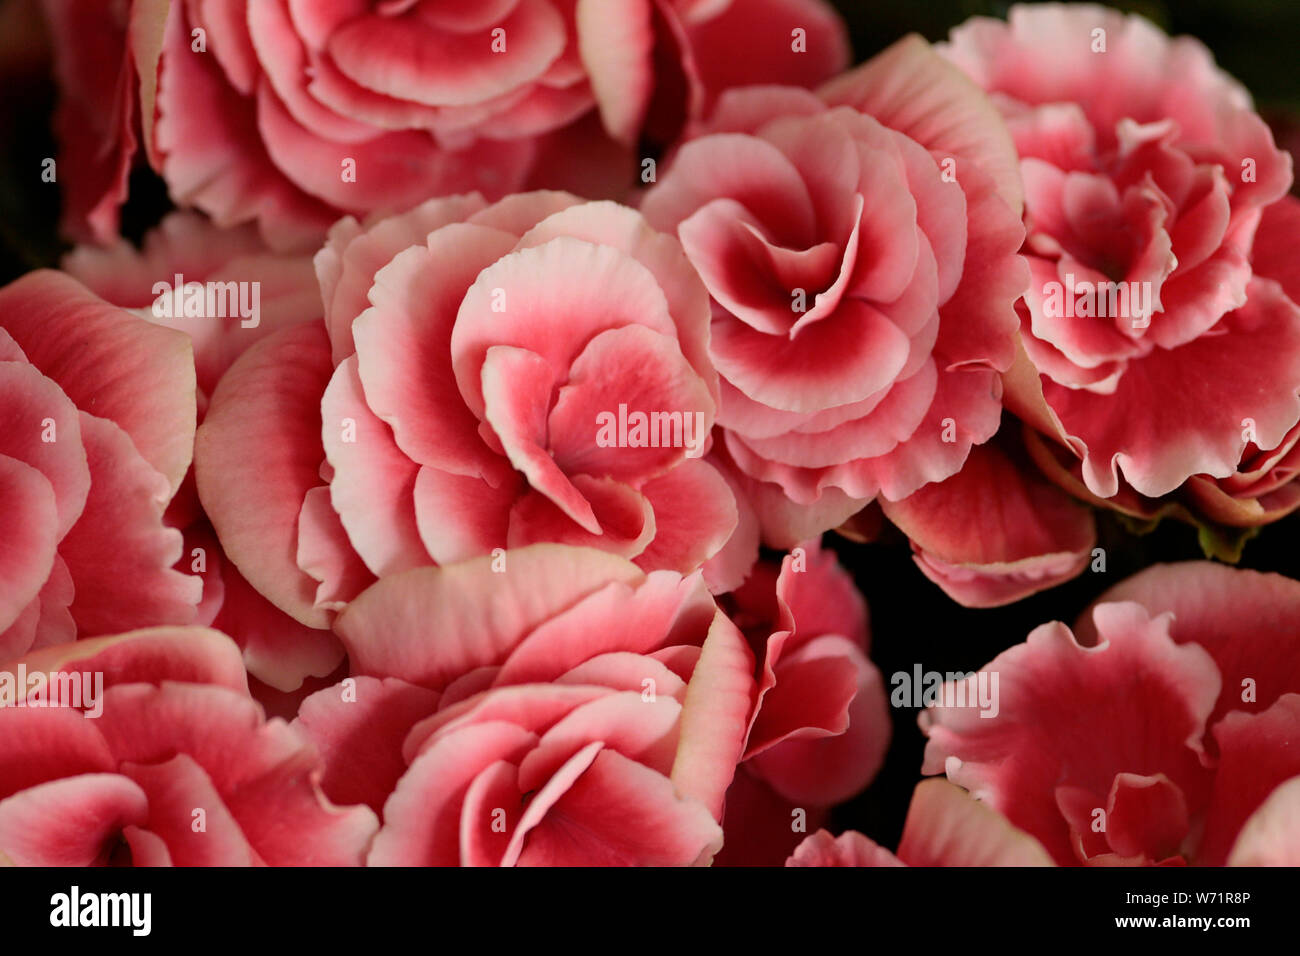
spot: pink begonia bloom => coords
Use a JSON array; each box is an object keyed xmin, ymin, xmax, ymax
[
  {"xmin": 942, "ymin": 4, "xmax": 1300, "ymax": 532},
  {"xmin": 0, "ymin": 271, "xmax": 200, "ymax": 660},
  {"xmin": 41, "ymin": 0, "xmax": 848, "ymax": 249},
  {"xmin": 64, "ymin": 211, "xmax": 348, "ymax": 696},
  {"xmin": 1024, "ymin": 194, "xmax": 1300, "ymax": 545},
  {"xmin": 1016, "ymin": 202, "xmax": 1300, "ymax": 550},
  {"xmin": 641, "ymin": 35, "xmax": 1028, "ymax": 541},
  {"xmin": 292, "ymin": 545, "xmax": 755, "ymax": 866},
  {"xmin": 787, "ymin": 779, "xmax": 1053, "ymax": 866},
  {"xmin": 194, "ymin": 191, "xmax": 746, "ymax": 631},
  {"xmin": 716, "ymin": 540, "xmax": 889, "ymax": 865},
  {"xmin": 0, "ymin": 628, "xmax": 376, "ymax": 866},
  {"xmin": 922, "ymin": 561, "xmax": 1300, "ymax": 866}
]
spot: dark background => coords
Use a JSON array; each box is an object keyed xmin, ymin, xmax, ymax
[{"xmin": 0, "ymin": 0, "xmax": 1297, "ymax": 855}]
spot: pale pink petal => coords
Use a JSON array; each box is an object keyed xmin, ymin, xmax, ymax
[
  {"xmin": 246, "ymin": 0, "xmax": 376, "ymax": 143},
  {"xmin": 0, "ymin": 347, "xmax": 91, "ymax": 545},
  {"xmin": 896, "ymin": 778, "xmax": 1054, "ymax": 866},
  {"xmin": 254, "ymin": 81, "xmax": 534, "ymax": 214},
  {"xmin": 353, "ymin": 224, "xmax": 519, "ymax": 481},
  {"xmin": 1227, "ymin": 775, "xmax": 1300, "ymax": 866},
  {"xmin": 670, "ymin": 611, "xmax": 754, "ymax": 819},
  {"xmin": 699, "ymin": 452, "xmax": 760, "ymax": 593},
  {"xmin": 0, "ymin": 707, "xmax": 114, "ymax": 802},
  {"xmin": 412, "ymin": 465, "xmax": 520, "ymax": 565},
  {"xmin": 457, "ymin": 757, "xmax": 523, "ymax": 866},
  {"xmin": 195, "ymin": 323, "xmax": 333, "ymax": 628},
  {"xmin": 335, "ymin": 545, "xmax": 645, "ymax": 690},
  {"xmin": 641, "ymin": 132, "xmax": 818, "ymax": 246},
  {"xmin": 153, "ymin": 5, "xmax": 337, "ymax": 251},
  {"xmin": 512, "ymin": 200, "xmax": 716, "ymax": 397},
  {"xmin": 480, "ymin": 344, "xmax": 597, "ymax": 531},
  {"xmin": 516, "ymin": 691, "xmax": 682, "ymax": 790},
  {"xmin": 1252, "ymin": 195, "xmax": 1300, "ymax": 301},
  {"xmin": 576, "ymin": 0, "xmax": 654, "ymax": 144},
  {"xmin": 710, "ymin": 298, "xmax": 913, "ymax": 415},
  {"xmin": 296, "ymin": 484, "xmax": 376, "ymax": 610},
  {"xmin": 320, "ymin": 355, "xmax": 431, "ymax": 577},
  {"xmin": 0, "ymin": 556, "xmax": 74, "ymax": 662},
  {"xmin": 748, "ymin": 638, "xmax": 890, "ymax": 805}
]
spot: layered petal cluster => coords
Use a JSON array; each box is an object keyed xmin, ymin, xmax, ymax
[
  {"xmin": 0, "ymin": 628, "xmax": 376, "ymax": 866},
  {"xmin": 641, "ymin": 35, "xmax": 1028, "ymax": 540},
  {"xmin": 144, "ymin": 0, "xmax": 547, "ymax": 248},
  {"xmin": 15, "ymin": 0, "xmax": 1299, "ymax": 873},
  {"xmin": 63, "ymin": 211, "xmax": 321, "ymax": 401},
  {"xmin": 293, "ymin": 545, "xmax": 755, "ymax": 866},
  {"xmin": 195, "ymin": 191, "xmax": 743, "ymax": 632},
  {"xmin": 943, "ymin": 4, "xmax": 1300, "ymax": 526},
  {"xmin": 921, "ymin": 561, "xmax": 1300, "ymax": 865},
  {"xmin": 1014, "ymin": 197, "xmax": 1300, "ymax": 546},
  {"xmin": 43, "ymin": 0, "xmax": 849, "ymax": 249},
  {"xmin": 716, "ymin": 540, "xmax": 889, "ymax": 865},
  {"xmin": 1172, "ymin": 199, "xmax": 1300, "ymax": 529},
  {"xmin": 787, "ymin": 779, "xmax": 1053, "ymax": 867},
  {"xmin": 0, "ymin": 272, "xmax": 200, "ymax": 661},
  {"xmin": 64, "ymin": 212, "xmax": 346, "ymax": 697}
]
